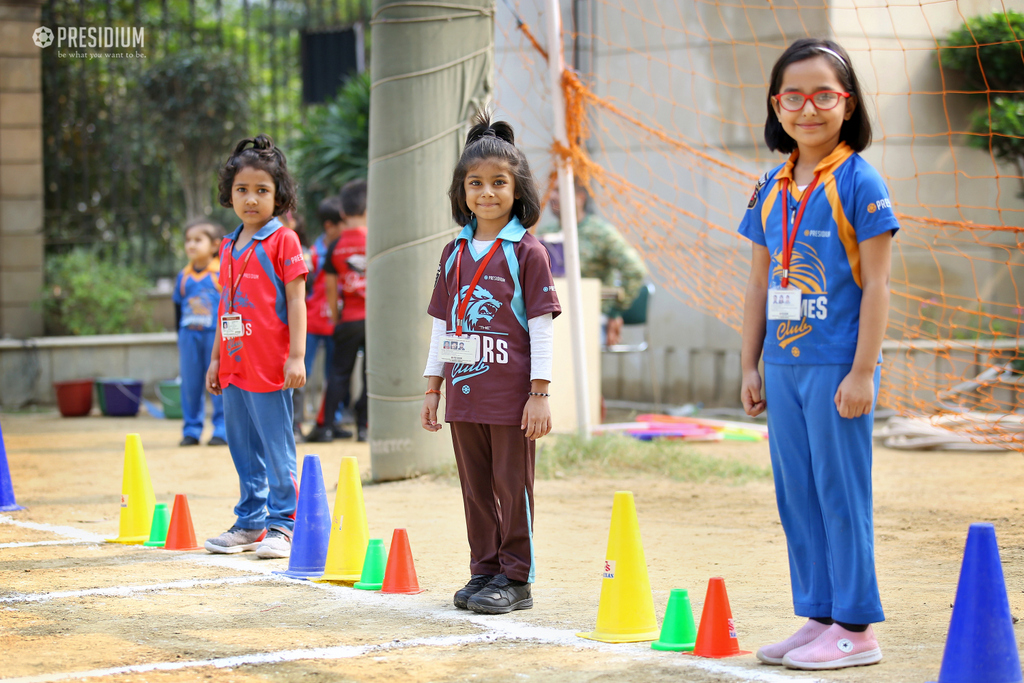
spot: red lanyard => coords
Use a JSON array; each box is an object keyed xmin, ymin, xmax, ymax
[
  {"xmin": 227, "ymin": 239, "xmax": 258, "ymax": 313},
  {"xmin": 454, "ymin": 238, "xmax": 503, "ymax": 336},
  {"xmin": 779, "ymin": 175, "xmax": 819, "ymax": 288}
]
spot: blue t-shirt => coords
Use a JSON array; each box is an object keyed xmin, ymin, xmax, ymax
[
  {"xmin": 738, "ymin": 143, "xmax": 899, "ymax": 365},
  {"xmin": 174, "ymin": 262, "xmax": 221, "ymax": 331}
]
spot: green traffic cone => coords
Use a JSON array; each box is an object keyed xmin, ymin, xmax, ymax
[
  {"xmin": 143, "ymin": 503, "xmax": 171, "ymax": 547},
  {"xmin": 353, "ymin": 539, "xmax": 387, "ymax": 590},
  {"xmin": 652, "ymin": 588, "xmax": 697, "ymax": 651}
]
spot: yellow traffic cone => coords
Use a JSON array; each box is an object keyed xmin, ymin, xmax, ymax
[
  {"xmin": 107, "ymin": 434, "xmax": 156, "ymax": 545},
  {"xmin": 577, "ymin": 491, "xmax": 660, "ymax": 643},
  {"xmin": 316, "ymin": 456, "xmax": 369, "ymax": 583}
]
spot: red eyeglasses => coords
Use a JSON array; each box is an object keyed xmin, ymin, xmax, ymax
[{"xmin": 774, "ymin": 91, "xmax": 850, "ymax": 112}]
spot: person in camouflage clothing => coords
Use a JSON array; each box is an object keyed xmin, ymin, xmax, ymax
[{"xmin": 538, "ymin": 182, "xmax": 647, "ymax": 345}]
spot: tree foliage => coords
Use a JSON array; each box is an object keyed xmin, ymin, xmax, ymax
[
  {"xmin": 293, "ymin": 72, "xmax": 371, "ymax": 230},
  {"xmin": 139, "ymin": 49, "xmax": 250, "ymax": 220}
]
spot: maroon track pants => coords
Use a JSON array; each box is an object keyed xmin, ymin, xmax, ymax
[{"xmin": 450, "ymin": 421, "xmax": 536, "ymax": 583}]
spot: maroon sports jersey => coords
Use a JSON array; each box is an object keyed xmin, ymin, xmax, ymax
[{"xmin": 428, "ymin": 217, "xmax": 560, "ymax": 426}]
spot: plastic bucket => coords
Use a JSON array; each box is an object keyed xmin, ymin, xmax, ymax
[
  {"xmin": 96, "ymin": 378, "xmax": 143, "ymax": 417},
  {"xmin": 53, "ymin": 379, "xmax": 94, "ymax": 417},
  {"xmin": 156, "ymin": 380, "xmax": 182, "ymax": 419}
]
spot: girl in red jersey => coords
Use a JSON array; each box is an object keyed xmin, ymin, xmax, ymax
[
  {"xmin": 421, "ymin": 112, "xmax": 560, "ymax": 614},
  {"xmin": 204, "ymin": 135, "xmax": 309, "ymax": 559}
]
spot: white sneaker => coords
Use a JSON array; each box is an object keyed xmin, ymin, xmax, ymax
[
  {"xmin": 204, "ymin": 526, "xmax": 266, "ymax": 554},
  {"xmin": 782, "ymin": 624, "xmax": 882, "ymax": 670},
  {"xmin": 255, "ymin": 527, "xmax": 292, "ymax": 559}
]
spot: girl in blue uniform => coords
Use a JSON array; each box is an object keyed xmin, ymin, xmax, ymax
[
  {"xmin": 174, "ymin": 219, "xmax": 227, "ymax": 446},
  {"xmin": 739, "ymin": 39, "xmax": 898, "ymax": 671}
]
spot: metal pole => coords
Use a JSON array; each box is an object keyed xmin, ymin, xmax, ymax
[{"xmin": 544, "ymin": 0, "xmax": 591, "ymax": 438}]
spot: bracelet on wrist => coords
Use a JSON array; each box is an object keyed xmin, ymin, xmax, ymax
[
  {"xmin": 425, "ymin": 389, "xmax": 442, "ymax": 396},
  {"xmin": 528, "ymin": 392, "xmax": 550, "ymax": 397}
]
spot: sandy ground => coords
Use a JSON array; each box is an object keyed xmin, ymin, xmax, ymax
[{"xmin": 1, "ymin": 411, "xmax": 1023, "ymax": 683}]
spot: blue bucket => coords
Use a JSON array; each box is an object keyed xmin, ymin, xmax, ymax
[{"xmin": 96, "ymin": 378, "xmax": 143, "ymax": 417}]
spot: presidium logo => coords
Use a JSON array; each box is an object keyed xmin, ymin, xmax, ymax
[
  {"xmin": 32, "ymin": 25, "xmax": 145, "ymax": 49},
  {"xmin": 32, "ymin": 27, "xmax": 53, "ymax": 48}
]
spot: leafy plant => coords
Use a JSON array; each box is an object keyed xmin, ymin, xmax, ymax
[
  {"xmin": 939, "ymin": 11, "xmax": 1024, "ymax": 93},
  {"xmin": 41, "ymin": 251, "xmax": 157, "ymax": 336},
  {"xmin": 967, "ymin": 97, "xmax": 1024, "ymax": 178},
  {"xmin": 293, "ymin": 71, "xmax": 371, "ymax": 231},
  {"xmin": 138, "ymin": 49, "xmax": 250, "ymax": 220}
]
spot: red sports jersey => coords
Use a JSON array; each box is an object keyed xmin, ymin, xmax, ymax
[
  {"xmin": 217, "ymin": 218, "xmax": 309, "ymax": 392},
  {"xmin": 324, "ymin": 225, "xmax": 366, "ymax": 324},
  {"xmin": 427, "ymin": 218, "xmax": 560, "ymax": 426},
  {"xmin": 305, "ymin": 236, "xmax": 335, "ymax": 336}
]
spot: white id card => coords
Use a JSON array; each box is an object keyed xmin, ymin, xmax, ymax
[
  {"xmin": 768, "ymin": 287, "xmax": 802, "ymax": 320},
  {"xmin": 438, "ymin": 335, "xmax": 480, "ymax": 364},
  {"xmin": 220, "ymin": 313, "xmax": 244, "ymax": 339}
]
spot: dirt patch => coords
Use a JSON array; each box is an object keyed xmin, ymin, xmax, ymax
[{"xmin": 2, "ymin": 411, "xmax": 1023, "ymax": 682}]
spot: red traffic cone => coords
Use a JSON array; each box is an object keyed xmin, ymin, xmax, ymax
[
  {"xmin": 380, "ymin": 528, "xmax": 424, "ymax": 594},
  {"xmin": 163, "ymin": 494, "xmax": 202, "ymax": 551},
  {"xmin": 686, "ymin": 577, "xmax": 751, "ymax": 658}
]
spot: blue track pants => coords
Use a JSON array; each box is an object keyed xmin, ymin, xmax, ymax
[
  {"xmin": 764, "ymin": 362, "xmax": 885, "ymax": 625},
  {"xmin": 178, "ymin": 328, "xmax": 225, "ymax": 441}
]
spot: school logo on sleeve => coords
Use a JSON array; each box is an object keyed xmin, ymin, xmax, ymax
[
  {"xmin": 866, "ymin": 196, "xmax": 892, "ymax": 214},
  {"xmin": 747, "ymin": 172, "xmax": 769, "ymax": 209}
]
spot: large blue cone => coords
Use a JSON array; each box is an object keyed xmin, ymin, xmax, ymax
[
  {"xmin": 0, "ymin": 419, "xmax": 24, "ymax": 512},
  {"xmin": 931, "ymin": 523, "xmax": 1022, "ymax": 683},
  {"xmin": 278, "ymin": 455, "xmax": 331, "ymax": 579}
]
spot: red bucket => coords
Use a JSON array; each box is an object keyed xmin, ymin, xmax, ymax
[{"xmin": 54, "ymin": 379, "xmax": 94, "ymax": 417}]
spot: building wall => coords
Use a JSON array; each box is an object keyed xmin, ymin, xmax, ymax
[{"xmin": 0, "ymin": 0, "xmax": 45, "ymax": 339}]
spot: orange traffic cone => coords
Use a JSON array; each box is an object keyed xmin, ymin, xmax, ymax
[
  {"xmin": 163, "ymin": 494, "xmax": 202, "ymax": 551},
  {"xmin": 686, "ymin": 577, "xmax": 750, "ymax": 658},
  {"xmin": 380, "ymin": 528, "xmax": 424, "ymax": 594}
]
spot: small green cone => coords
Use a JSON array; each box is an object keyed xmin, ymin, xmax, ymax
[
  {"xmin": 143, "ymin": 503, "xmax": 171, "ymax": 547},
  {"xmin": 652, "ymin": 588, "xmax": 697, "ymax": 651},
  {"xmin": 353, "ymin": 539, "xmax": 387, "ymax": 590}
]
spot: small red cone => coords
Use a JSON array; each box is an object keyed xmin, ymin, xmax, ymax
[
  {"xmin": 686, "ymin": 577, "xmax": 751, "ymax": 658},
  {"xmin": 163, "ymin": 494, "xmax": 202, "ymax": 551},
  {"xmin": 380, "ymin": 528, "xmax": 423, "ymax": 594}
]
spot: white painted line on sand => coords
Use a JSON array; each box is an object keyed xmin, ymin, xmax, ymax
[
  {"xmin": 0, "ymin": 574, "xmax": 281, "ymax": 604},
  {"xmin": 0, "ymin": 540, "xmax": 99, "ymax": 549},
  {"xmin": 0, "ymin": 515, "xmax": 106, "ymax": 543}
]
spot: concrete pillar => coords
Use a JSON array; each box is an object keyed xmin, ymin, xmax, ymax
[{"xmin": 0, "ymin": 0, "xmax": 45, "ymax": 338}]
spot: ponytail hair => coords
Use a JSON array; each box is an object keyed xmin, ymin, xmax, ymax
[
  {"xmin": 448, "ymin": 110, "xmax": 541, "ymax": 229},
  {"xmin": 217, "ymin": 134, "xmax": 299, "ymax": 216}
]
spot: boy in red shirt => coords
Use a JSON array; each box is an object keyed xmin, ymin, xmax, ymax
[
  {"xmin": 306, "ymin": 179, "xmax": 368, "ymax": 442},
  {"xmin": 204, "ymin": 135, "xmax": 308, "ymax": 559}
]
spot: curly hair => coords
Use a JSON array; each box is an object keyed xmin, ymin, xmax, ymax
[
  {"xmin": 217, "ymin": 134, "xmax": 298, "ymax": 217},
  {"xmin": 448, "ymin": 110, "xmax": 541, "ymax": 229}
]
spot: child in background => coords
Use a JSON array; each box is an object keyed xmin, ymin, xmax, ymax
[
  {"xmin": 294, "ymin": 196, "xmax": 346, "ymax": 439},
  {"xmin": 173, "ymin": 219, "xmax": 227, "ymax": 447},
  {"xmin": 421, "ymin": 112, "xmax": 560, "ymax": 614},
  {"xmin": 306, "ymin": 179, "xmax": 368, "ymax": 443},
  {"xmin": 204, "ymin": 135, "xmax": 308, "ymax": 559},
  {"xmin": 739, "ymin": 39, "xmax": 897, "ymax": 670}
]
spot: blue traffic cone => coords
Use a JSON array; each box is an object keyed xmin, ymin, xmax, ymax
[
  {"xmin": 930, "ymin": 523, "xmax": 1022, "ymax": 683},
  {"xmin": 0, "ymin": 419, "xmax": 24, "ymax": 512},
  {"xmin": 278, "ymin": 454, "xmax": 332, "ymax": 579}
]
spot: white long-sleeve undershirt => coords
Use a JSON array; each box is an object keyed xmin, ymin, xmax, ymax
[{"xmin": 423, "ymin": 313, "xmax": 554, "ymax": 381}]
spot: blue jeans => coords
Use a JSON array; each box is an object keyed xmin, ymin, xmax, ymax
[
  {"xmin": 222, "ymin": 384, "xmax": 297, "ymax": 531},
  {"xmin": 764, "ymin": 362, "xmax": 884, "ymax": 625},
  {"xmin": 178, "ymin": 328, "xmax": 225, "ymax": 441},
  {"xmin": 305, "ymin": 332, "xmax": 335, "ymax": 380}
]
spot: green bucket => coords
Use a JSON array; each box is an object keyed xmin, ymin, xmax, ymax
[{"xmin": 156, "ymin": 380, "xmax": 183, "ymax": 419}]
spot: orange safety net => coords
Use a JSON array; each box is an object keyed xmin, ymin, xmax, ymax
[{"xmin": 494, "ymin": 0, "xmax": 1024, "ymax": 449}]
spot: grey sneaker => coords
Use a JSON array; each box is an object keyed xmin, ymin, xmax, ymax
[
  {"xmin": 204, "ymin": 526, "xmax": 266, "ymax": 554},
  {"xmin": 255, "ymin": 526, "xmax": 292, "ymax": 559}
]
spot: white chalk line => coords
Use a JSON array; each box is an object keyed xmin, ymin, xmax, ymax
[
  {"xmin": 1, "ymin": 521, "xmax": 826, "ymax": 683},
  {"xmin": 0, "ymin": 515, "xmax": 106, "ymax": 543},
  {"xmin": 0, "ymin": 540, "xmax": 99, "ymax": 549},
  {"xmin": 0, "ymin": 574, "xmax": 280, "ymax": 604}
]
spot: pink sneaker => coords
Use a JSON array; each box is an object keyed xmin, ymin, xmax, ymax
[
  {"xmin": 756, "ymin": 619, "xmax": 831, "ymax": 665},
  {"xmin": 782, "ymin": 623, "xmax": 882, "ymax": 670}
]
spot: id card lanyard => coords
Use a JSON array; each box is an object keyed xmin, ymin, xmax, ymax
[
  {"xmin": 453, "ymin": 238, "xmax": 503, "ymax": 336},
  {"xmin": 779, "ymin": 174, "xmax": 819, "ymax": 288},
  {"xmin": 227, "ymin": 238, "xmax": 258, "ymax": 313}
]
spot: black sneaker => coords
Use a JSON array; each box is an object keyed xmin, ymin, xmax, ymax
[
  {"xmin": 179, "ymin": 436, "xmax": 200, "ymax": 447},
  {"xmin": 454, "ymin": 574, "xmax": 494, "ymax": 609},
  {"xmin": 333, "ymin": 426, "xmax": 354, "ymax": 439},
  {"xmin": 305, "ymin": 425, "xmax": 334, "ymax": 443},
  {"xmin": 207, "ymin": 436, "xmax": 227, "ymax": 446},
  {"xmin": 466, "ymin": 574, "xmax": 532, "ymax": 614},
  {"xmin": 357, "ymin": 426, "xmax": 368, "ymax": 442}
]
